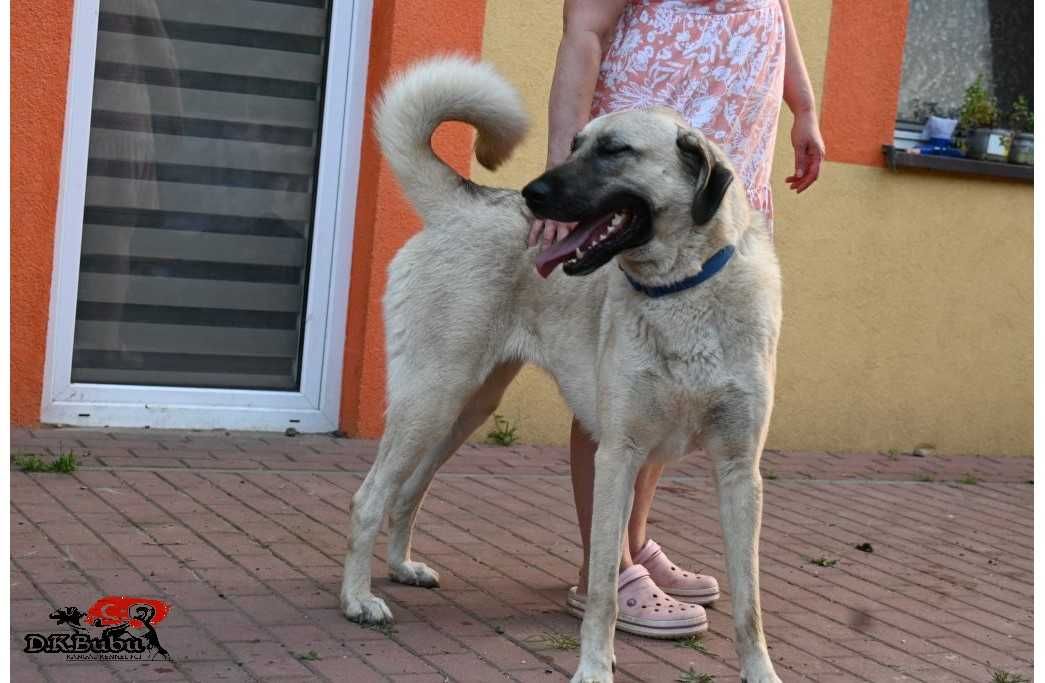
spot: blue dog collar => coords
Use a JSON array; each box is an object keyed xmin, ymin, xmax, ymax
[{"xmin": 623, "ymin": 245, "xmax": 736, "ymax": 298}]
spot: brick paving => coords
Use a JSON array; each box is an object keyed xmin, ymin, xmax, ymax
[{"xmin": 10, "ymin": 427, "xmax": 1033, "ymax": 682}]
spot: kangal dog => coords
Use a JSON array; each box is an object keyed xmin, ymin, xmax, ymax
[{"xmin": 340, "ymin": 56, "xmax": 782, "ymax": 683}]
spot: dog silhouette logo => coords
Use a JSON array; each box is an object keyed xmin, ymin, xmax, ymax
[{"xmin": 26, "ymin": 596, "xmax": 173, "ymax": 661}]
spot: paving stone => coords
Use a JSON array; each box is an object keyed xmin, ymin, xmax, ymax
[{"xmin": 10, "ymin": 428, "xmax": 1032, "ymax": 682}]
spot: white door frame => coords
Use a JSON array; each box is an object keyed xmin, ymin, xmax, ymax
[{"xmin": 41, "ymin": 0, "xmax": 373, "ymax": 432}]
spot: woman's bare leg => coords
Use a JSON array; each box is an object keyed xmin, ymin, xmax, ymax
[
  {"xmin": 628, "ymin": 460, "xmax": 666, "ymax": 555},
  {"xmin": 571, "ymin": 418, "xmax": 661, "ymax": 592}
]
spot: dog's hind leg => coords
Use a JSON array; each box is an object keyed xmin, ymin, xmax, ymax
[
  {"xmin": 707, "ymin": 401, "xmax": 781, "ymax": 683},
  {"xmin": 340, "ymin": 375, "xmax": 480, "ymax": 625},
  {"xmin": 387, "ymin": 362, "xmax": 521, "ymax": 588}
]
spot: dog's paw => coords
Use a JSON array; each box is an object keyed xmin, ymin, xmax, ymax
[
  {"xmin": 341, "ymin": 592, "xmax": 393, "ymax": 625},
  {"xmin": 389, "ymin": 561, "xmax": 441, "ymax": 588},
  {"xmin": 740, "ymin": 664, "xmax": 782, "ymax": 683},
  {"xmin": 570, "ymin": 661, "xmax": 613, "ymax": 683}
]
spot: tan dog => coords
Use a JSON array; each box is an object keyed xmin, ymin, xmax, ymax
[{"xmin": 340, "ymin": 56, "xmax": 782, "ymax": 683}]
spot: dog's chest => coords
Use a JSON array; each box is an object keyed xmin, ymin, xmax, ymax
[
  {"xmin": 643, "ymin": 380, "xmax": 720, "ymax": 460},
  {"xmin": 627, "ymin": 303, "xmax": 734, "ymax": 387},
  {"xmin": 619, "ymin": 303, "xmax": 754, "ymax": 459}
]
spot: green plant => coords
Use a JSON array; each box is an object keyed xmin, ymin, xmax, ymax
[
  {"xmin": 676, "ymin": 635, "xmax": 708, "ymax": 654},
  {"xmin": 294, "ymin": 650, "xmax": 321, "ymax": 661},
  {"xmin": 959, "ymin": 473, "xmax": 979, "ymax": 485},
  {"xmin": 13, "ymin": 451, "xmax": 78, "ymax": 474},
  {"xmin": 1010, "ymin": 96, "xmax": 1033, "ymax": 133},
  {"xmin": 886, "ymin": 448, "xmax": 900, "ymax": 461},
  {"xmin": 809, "ymin": 557, "xmax": 837, "ymax": 568},
  {"xmin": 13, "ymin": 454, "xmax": 47, "ymax": 472},
  {"xmin": 959, "ymin": 76, "xmax": 1000, "ymax": 130},
  {"xmin": 991, "ymin": 671, "xmax": 1029, "ymax": 683},
  {"xmin": 676, "ymin": 669, "xmax": 715, "ymax": 683},
  {"xmin": 526, "ymin": 631, "xmax": 579, "ymax": 651},
  {"xmin": 763, "ymin": 469, "xmax": 778, "ymax": 481},
  {"xmin": 51, "ymin": 452, "xmax": 79, "ymax": 474},
  {"xmin": 486, "ymin": 414, "xmax": 518, "ymax": 446}
]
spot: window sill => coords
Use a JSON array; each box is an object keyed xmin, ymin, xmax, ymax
[{"xmin": 882, "ymin": 145, "xmax": 1033, "ymax": 183}]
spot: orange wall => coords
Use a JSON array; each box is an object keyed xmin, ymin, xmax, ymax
[
  {"xmin": 338, "ymin": 0, "xmax": 488, "ymax": 436},
  {"xmin": 11, "ymin": 0, "xmax": 74, "ymax": 425},
  {"xmin": 819, "ymin": 0, "xmax": 910, "ymax": 166}
]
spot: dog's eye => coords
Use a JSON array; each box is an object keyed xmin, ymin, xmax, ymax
[{"xmin": 600, "ymin": 142, "xmax": 633, "ymax": 156}]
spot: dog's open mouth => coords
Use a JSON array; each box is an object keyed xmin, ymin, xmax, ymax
[{"xmin": 534, "ymin": 199, "xmax": 652, "ymax": 278}]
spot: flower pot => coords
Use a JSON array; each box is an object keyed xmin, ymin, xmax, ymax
[
  {"xmin": 966, "ymin": 128, "xmax": 1013, "ymax": 162},
  {"xmin": 1009, "ymin": 132, "xmax": 1033, "ymax": 165},
  {"xmin": 924, "ymin": 115, "xmax": 958, "ymax": 141}
]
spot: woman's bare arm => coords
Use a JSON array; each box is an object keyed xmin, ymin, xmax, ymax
[
  {"xmin": 779, "ymin": 0, "xmax": 825, "ymax": 193},
  {"xmin": 546, "ymin": 0, "xmax": 629, "ymax": 166},
  {"xmin": 530, "ymin": 0, "xmax": 629, "ymax": 247},
  {"xmin": 780, "ymin": 0, "xmax": 815, "ymax": 115}
]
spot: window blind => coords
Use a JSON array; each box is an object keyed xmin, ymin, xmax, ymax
[{"xmin": 72, "ymin": 0, "xmax": 332, "ymax": 390}]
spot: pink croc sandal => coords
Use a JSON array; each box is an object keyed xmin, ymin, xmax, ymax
[
  {"xmin": 634, "ymin": 539, "xmax": 720, "ymax": 605},
  {"xmin": 566, "ymin": 565, "xmax": 708, "ymax": 639}
]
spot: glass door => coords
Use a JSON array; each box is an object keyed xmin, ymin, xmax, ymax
[{"xmin": 43, "ymin": 0, "xmax": 373, "ymax": 430}]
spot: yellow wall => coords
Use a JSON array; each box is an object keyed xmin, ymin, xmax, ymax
[{"xmin": 470, "ymin": 0, "xmax": 1033, "ymax": 456}]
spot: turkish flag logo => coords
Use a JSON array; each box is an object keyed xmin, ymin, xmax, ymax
[{"xmin": 85, "ymin": 596, "xmax": 171, "ymax": 629}]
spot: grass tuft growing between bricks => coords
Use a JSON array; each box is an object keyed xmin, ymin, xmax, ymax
[
  {"xmin": 526, "ymin": 630, "xmax": 579, "ymax": 651},
  {"xmin": 676, "ymin": 669, "xmax": 715, "ymax": 683},
  {"xmin": 809, "ymin": 557, "xmax": 838, "ymax": 568},
  {"xmin": 486, "ymin": 414, "xmax": 519, "ymax": 446},
  {"xmin": 675, "ymin": 635, "xmax": 709, "ymax": 654},
  {"xmin": 991, "ymin": 672, "xmax": 1029, "ymax": 683},
  {"xmin": 960, "ymin": 472, "xmax": 979, "ymax": 485},
  {"xmin": 13, "ymin": 450, "xmax": 78, "ymax": 474},
  {"xmin": 293, "ymin": 650, "xmax": 321, "ymax": 661}
]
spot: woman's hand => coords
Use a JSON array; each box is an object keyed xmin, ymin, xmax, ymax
[
  {"xmin": 527, "ymin": 153, "xmax": 576, "ymax": 248},
  {"xmin": 528, "ymin": 0, "xmax": 627, "ymax": 250},
  {"xmin": 785, "ymin": 110, "xmax": 825, "ymax": 193},
  {"xmin": 529, "ymin": 219, "xmax": 575, "ymax": 248}
]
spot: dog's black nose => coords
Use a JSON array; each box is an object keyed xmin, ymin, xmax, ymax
[{"xmin": 521, "ymin": 177, "xmax": 552, "ymax": 206}]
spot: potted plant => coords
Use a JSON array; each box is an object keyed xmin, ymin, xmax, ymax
[
  {"xmin": 1008, "ymin": 95, "xmax": 1033, "ymax": 165},
  {"xmin": 959, "ymin": 76, "xmax": 1012, "ymax": 162}
]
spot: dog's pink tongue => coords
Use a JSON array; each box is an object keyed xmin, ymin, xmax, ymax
[{"xmin": 534, "ymin": 224, "xmax": 594, "ymax": 279}]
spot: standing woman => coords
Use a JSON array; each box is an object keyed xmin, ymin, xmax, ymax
[{"xmin": 530, "ymin": 0, "xmax": 825, "ymax": 637}]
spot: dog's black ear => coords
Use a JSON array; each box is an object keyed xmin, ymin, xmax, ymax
[
  {"xmin": 691, "ymin": 165, "xmax": 734, "ymax": 225},
  {"xmin": 677, "ymin": 129, "xmax": 734, "ymax": 225}
]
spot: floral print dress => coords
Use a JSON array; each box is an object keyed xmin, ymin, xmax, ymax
[{"xmin": 592, "ymin": 0, "xmax": 786, "ymax": 221}]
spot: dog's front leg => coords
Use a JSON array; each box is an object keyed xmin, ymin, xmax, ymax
[
  {"xmin": 572, "ymin": 441, "xmax": 643, "ymax": 683},
  {"xmin": 708, "ymin": 423, "xmax": 780, "ymax": 683}
]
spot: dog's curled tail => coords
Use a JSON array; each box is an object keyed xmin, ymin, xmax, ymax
[{"xmin": 375, "ymin": 55, "xmax": 529, "ymax": 216}]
